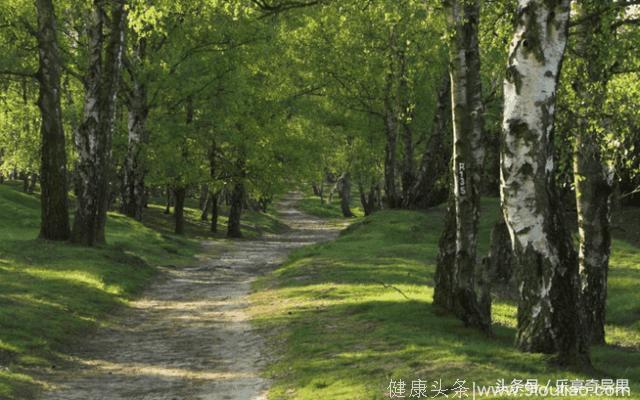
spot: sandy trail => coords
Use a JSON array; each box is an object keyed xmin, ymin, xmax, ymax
[{"xmin": 40, "ymin": 193, "xmax": 341, "ymax": 400}]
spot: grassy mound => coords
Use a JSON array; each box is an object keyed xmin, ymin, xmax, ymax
[{"xmin": 249, "ymin": 199, "xmax": 640, "ymax": 399}]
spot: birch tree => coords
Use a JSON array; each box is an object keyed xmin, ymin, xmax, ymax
[
  {"xmin": 570, "ymin": 0, "xmax": 616, "ymax": 346},
  {"xmin": 120, "ymin": 35, "xmax": 149, "ymax": 221},
  {"xmin": 500, "ymin": 0, "xmax": 590, "ymax": 366},
  {"xmin": 71, "ymin": 0, "xmax": 127, "ymax": 245},
  {"xmin": 406, "ymin": 72, "xmax": 450, "ymax": 210},
  {"xmin": 433, "ymin": 0, "xmax": 490, "ymax": 333}
]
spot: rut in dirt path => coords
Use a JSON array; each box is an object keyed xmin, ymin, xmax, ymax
[{"xmin": 40, "ymin": 193, "xmax": 342, "ymax": 400}]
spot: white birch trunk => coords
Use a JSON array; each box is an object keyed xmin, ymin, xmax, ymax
[
  {"xmin": 433, "ymin": 0, "xmax": 490, "ymax": 332},
  {"xmin": 500, "ymin": 0, "xmax": 590, "ymax": 366},
  {"xmin": 72, "ymin": 0, "xmax": 126, "ymax": 245}
]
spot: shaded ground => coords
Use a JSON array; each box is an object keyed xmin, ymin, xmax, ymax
[{"xmin": 39, "ymin": 193, "xmax": 342, "ymax": 400}]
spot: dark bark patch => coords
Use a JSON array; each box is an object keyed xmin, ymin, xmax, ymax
[{"xmin": 506, "ymin": 66, "xmax": 524, "ymax": 95}]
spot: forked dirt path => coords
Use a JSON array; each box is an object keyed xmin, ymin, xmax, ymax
[{"xmin": 40, "ymin": 193, "xmax": 342, "ymax": 400}]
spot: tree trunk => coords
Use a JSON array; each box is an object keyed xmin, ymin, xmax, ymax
[
  {"xmin": 35, "ymin": 0, "xmax": 70, "ymax": 241},
  {"xmin": 28, "ymin": 173, "xmax": 38, "ymax": 193},
  {"xmin": 164, "ymin": 186, "xmax": 172, "ymax": 214},
  {"xmin": 208, "ymin": 140, "xmax": 218, "ymax": 230},
  {"xmin": 318, "ymin": 181, "xmax": 324, "ymax": 204},
  {"xmin": 401, "ymin": 123, "xmax": 415, "ymax": 204},
  {"xmin": 358, "ymin": 183, "xmax": 373, "ymax": 217},
  {"xmin": 326, "ymin": 172, "xmax": 336, "ymax": 204},
  {"xmin": 383, "ymin": 38, "xmax": 400, "ymax": 209},
  {"xmin": 199, "ymin": 184, "xmax": 209, "ymax": 212},
  {"xmin": 227, "ymin": 182, "xmax": 244, "ymax": 238},
  {"xmin": 173, "ymin": 186, "xmax": 186, "ymax": 235},
  {"xmin": 210, "ymin": 192, "xmax": 219, "ymax": 233},
  {"xmin": 22, "ymin": 172, "xmax": 29, "ymax": 192},
  {"xmin": 399, "ymin": 47, "xmax": 415, "ymax": 205},
  {"xmin": 71, "ymin": 0, "xmax": 126, "ymax": 246},
  {"xmin": 433, "ymin": 197, "xmax": 456, "ymax": 310},
  {"xmin": 358, "ymin": 183, "xmax": 368, "ymax": 215},
  {"xmin": 121, "ymin": 37, "xmax": 149, "ymax": 221},
  {"xmin": 197, "ymin": 182, "xmax": 209, "ymax": 221},
  {"xmin": 383, "ymin": 105, "xmax": 399, "ymax": 209},
  {"xmin": 358, "ymin": 182, "xmax": 378, "ymax": 217},
  {"xmin": 407, "ymin": 73, "xmax": 451, "ymax": 209},
  {"xmin": 487, "ymin": 217, "xmax": 516, "ymax": 284},
  {"xmin": 227, "ymin": 144, "xmax": 246, "ymax": 239},
  {"xmin": 572, "ymin": 0, "xmax": 616, "ymax": 347},
  {"xmin": 434, "ymin": 0, "xmax": 490, "ymax": 332},
  {"xmin": 201, "ymin": 194, "xmax": 212, "ymax": 221},
  {"xmin": 337, "ymin": 172, "xmax": 354, "ymax": 218},
  {"xmin": 575, "ymin": 133, "xmax": 612, "ymax": 345},
  {"xmin": 501, "ymin": 0, "xmax": 590, "ymax": 366}
]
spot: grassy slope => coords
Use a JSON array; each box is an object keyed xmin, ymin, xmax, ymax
[
  {"xmin": 0, "ymin": 184, "xmax": 200, "ymax": 399},
  {"xmin": 249, "ymin": 198, "xmax": 640, "ymax": 399},
  {"xmin": 0, "ymin": 183, "xmax": 287, "ymax": 399}
]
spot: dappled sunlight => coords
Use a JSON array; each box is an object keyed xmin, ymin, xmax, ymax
[
  {"xmin": 21, "ymin": 268, "xmax": 123, "ymax": 295},
  {"xmin": 78, "ymin": 359, "xmax": 260, "ymax": 381}
]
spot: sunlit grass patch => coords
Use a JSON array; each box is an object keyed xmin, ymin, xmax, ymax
[{"xmin": 296, "ymin": 193, "xmax": 364, "ymax": 219}]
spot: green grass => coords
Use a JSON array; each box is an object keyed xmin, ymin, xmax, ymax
[
  {"xmin": 249, "ymin": 198, "xmax": 640, "ymax": 399},
  {"xmin": 296, "ymin": 193, "xmax": 364, "ymax": 219}
]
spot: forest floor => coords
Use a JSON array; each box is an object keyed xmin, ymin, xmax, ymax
[{"xmin": 37, "ymin": 193, "xmax": 344, "ymax": 400}]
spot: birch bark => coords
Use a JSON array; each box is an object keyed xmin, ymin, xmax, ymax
[
  {"xmin": 121, "ymin": 37, "xmax": 149, "ymax": 221},
  {"xmin": 72, "ymin": 0, "xmax": 126, "ymax": 245},
  {"xmin": 572, "ymin": 0, "xmax": 615, "ymax": 345},
  {"xmin": 500, "ymin": 0, "xmax": 590, "ymax": 366},
  {"xmin": 433, "ymin": 0, "xmax": 490, "ymax": 332}
]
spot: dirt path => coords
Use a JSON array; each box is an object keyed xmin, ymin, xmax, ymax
[{"xmin": 40, "ymin": 193, "xmax": 341, "ymax": 400}]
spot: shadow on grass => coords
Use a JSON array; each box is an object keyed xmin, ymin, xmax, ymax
[{"xmin": 254, "ymin": 293, "xmax": 640, "ymax": 399}]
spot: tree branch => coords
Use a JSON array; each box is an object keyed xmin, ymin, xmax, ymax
[{"xmin": 0, "ymin": 69, "xmax": 37, "ymax": 79}]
